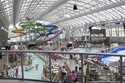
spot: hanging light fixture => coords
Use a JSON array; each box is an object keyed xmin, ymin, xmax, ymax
[
  {"xmin": 73, "ymin": 4, "xmax": 78, "ymax": 10},
  {"xmin": 73, "ymin": 0, "xmax": 78, "ymax": 10},
  {"xmin": 101, "ymin": 23, "xmax": 105, "ymax": 26}
]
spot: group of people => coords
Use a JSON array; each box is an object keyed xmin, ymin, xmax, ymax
[
  {"xmin": 59, "ymin": 65, "xmax": 82, "ymax": 83},
  {"xmin": 2, "ymin": 65, "xmax": 19, "ymax": 78},
  {"xmin": 7, "ymin": 66, "xmax": 18, "ymax": 78}
]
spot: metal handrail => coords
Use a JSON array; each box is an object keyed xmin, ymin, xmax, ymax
[
  {"xmin": 0, "ymin": 78, "xmax": 58, "ymax": 83},
  {"xmin": 0, "ymin": 50, "xmax": 124, "ymax": 83},
  {"xmin": 0, "ymin": 50, "xmax": 125, "ymax": 56}
]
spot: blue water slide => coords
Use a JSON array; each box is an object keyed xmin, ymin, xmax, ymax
[
  {"xmin": 44, "ymin": 25, "xmax": 58, "ymax": 29},
  {"xmin": 101, "ymin": 47, "xmax": 125, "ymax": 64},
  {"xmin": 45, "ymin": 25, "xmax": 60, "ymax": 35},
  {"xmin": 44, "ymin": 25, "xmax": 58, "ymax": 31}
]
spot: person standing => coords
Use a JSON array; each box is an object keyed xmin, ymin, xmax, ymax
[
  {"xmin": 61, "ymin": 66, "xmax": 67, "ymax": 80},
  {"xmin": 35, "ymin": 64, "xmax": 39, "ymax": 70},
  {"xmin": 15, "ymin": 67, "xmax": 18, "ymax": 78},
  {"xmin": 77, "ymin": 67, "xmax": 82, "ymax": 83},
  {"xmin": 11, "ymin": 68, "xmax": 15, "ymax": 77},
  {"xmin": 71, "ymin": 71, "xmax": 77, "ymax": 83}
]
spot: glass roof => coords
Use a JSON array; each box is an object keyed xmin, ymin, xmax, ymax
[
  {"xmin": 0, "ymin": 0, "xmax": 125, "ymax": 31},
  {"xmin": 0, "ymin": 0, "xmax": 125, "ymax": 23}
]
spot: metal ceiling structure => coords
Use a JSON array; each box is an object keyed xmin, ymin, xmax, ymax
[{"xmin": 1, "ymin": 0, "xmax": 125, "ymax": 35}]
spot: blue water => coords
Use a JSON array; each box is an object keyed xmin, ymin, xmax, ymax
[
  {"xmin": 23, "ymin": 53, "xmax": 45, "ymax": 80},
  {"xmin": 70, "ymin": 48, "xmax": 99, "ymax": 53}
]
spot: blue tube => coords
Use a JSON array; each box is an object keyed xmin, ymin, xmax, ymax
[{"xmin": 101, "ymin": 47, "xmax": 125, "ymax": 64}]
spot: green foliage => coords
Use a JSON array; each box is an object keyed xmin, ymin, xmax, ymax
[
  {"xmin": 20, "ymin": 21, "xmax": 35, "ymax": 29},
  {"xmin": 20, "ymin": 21, "xmax": 48, "ymax": 33}
]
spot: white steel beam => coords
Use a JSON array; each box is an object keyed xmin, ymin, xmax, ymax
[
  {"xmin": 55, "ymin": 0, "xmax": 125, "ymax": 24},
  {"xmin": 38, "ymin": 0, "xmax": 70, "ymax": 20},
  {"xmin": 13, "ymin": 0, "xmax": 21, "ymax": 25},
  {"xmin": 0, "ymin": 1, "xmax": 9, "ymax": 28},
  {"xmin": 84, "ymin": 18, "xmax": 125, "ymax": 28}
]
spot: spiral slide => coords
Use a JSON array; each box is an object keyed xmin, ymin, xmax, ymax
[
  {"xmin": 45, "ymin": 30, "xmax": 63, "ymax": 41},
  {"xmin": 101, "ymin": 47, "xmax": 125, "ymax": 64}
]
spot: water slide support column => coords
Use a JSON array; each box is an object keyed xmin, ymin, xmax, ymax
[
  {"xmin": 80, "ymin": 54, "xmax": 84, "ymax": 83},
  {"xmin": 48, "ymin": 54, "xmax": 52, "ymax": 81},
  {"xmin": 21, "ymin": 53, "xmax": 24, "ymax": 80},
  {"xmin": 120, "ymin": 56, "xmax": 123, "ymax": 83}
]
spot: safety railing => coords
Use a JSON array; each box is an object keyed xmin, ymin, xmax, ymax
[
  {"xmin": 0, "ymin": 50, "xmax": 124, "ymax": 83},
  {"xmin": 89, "ymin": 81, "xmax": 120, "ymax": 83}
]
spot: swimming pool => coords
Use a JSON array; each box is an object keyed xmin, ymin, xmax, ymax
[
  {"xmin": 18, "ymin": 53, "xmax": 45, "ymax": 80},
  {"xmin": 70, "ymin": 47, "xmax": 100, "ymax": 53}
]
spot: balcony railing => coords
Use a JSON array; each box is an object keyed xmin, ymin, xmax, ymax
[{"xmin": 0, "ymin": 50, "xmax": 124, "ymax": 83}]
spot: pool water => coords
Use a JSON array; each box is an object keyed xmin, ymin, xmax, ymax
[
  {"xmin": 18, "ymin": 53, "xmax": 45, "ymax": 80},
  {"xmin": 70, "ymin": 48, "xmax": 100, "ymax": 53}
]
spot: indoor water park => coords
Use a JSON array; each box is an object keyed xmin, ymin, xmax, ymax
[{"xmin": 1, "ymin": 0, "xmax": 125, "ymax": 83}]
